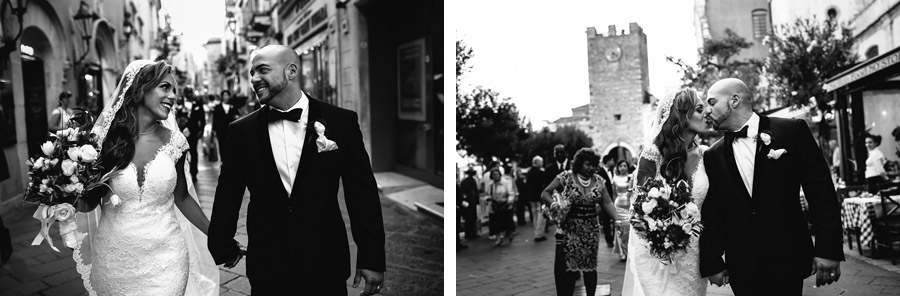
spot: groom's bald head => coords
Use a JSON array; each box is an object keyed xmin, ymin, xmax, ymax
[
  {"xmin": 707, "ymin": 78, "xmax": 752, "ymax": 110},
  {"xmin": 250, "ymin": 45, "xmax": 303, "ymax": 109}
]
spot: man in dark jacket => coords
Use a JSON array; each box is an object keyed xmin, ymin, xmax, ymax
[
  {"xmin": 460, "ymin": 168, "xmax": 480, "ymax": 239},
  {"xmin": 526, "ymin": 156, "xmax": 547, "ymax": 241}
]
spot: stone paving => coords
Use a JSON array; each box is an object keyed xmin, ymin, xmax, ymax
[
  {"xmin": 457, "ymin": 220, "xmax": 900, "ymax": 296},
  {"xmin": 0, "ymin": 152, "xmax": 442, "ymax": 295}
]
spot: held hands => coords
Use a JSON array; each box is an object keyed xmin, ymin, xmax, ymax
[
  {"xmin": 812, "ymin": 257, "xmax": 841, "ymax": 287},
  {"xmin": 352, "ymin": 269, "xmax": 384, "ymax": 295},
  {"xmin": 223, "ymin": 241, "xmax": 247, "ymax": 269},
  {"xmin": 708, "ymin": 270, "xmax": 729, "ymax": 287}
]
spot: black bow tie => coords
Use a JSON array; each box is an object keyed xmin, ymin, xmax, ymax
[
  {"xmin": 724, "ymin": 125, "xmax": 749, "ymax": 142},
  {"xmin": 269, "ymin": 108, "xmax": 303, "ymax": 122}
]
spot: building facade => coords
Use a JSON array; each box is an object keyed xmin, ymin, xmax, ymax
[
  {"xmin": 0, "ymin": 0, "xmax": 163, "ymax": 212},
  {"xmin": 694, "ymin": 0, "xmax": 771, "ymax": 61},
  {"xmin": 586, "ymin": 23, "xmax": 651, "ymax": 164},
  {"xmin": 547, "ymin": 104, "xmax": 591, "ymax": 133},
  {"xmin": 238, "ymin": 0, "xmax": 443, "ymax": 187}
]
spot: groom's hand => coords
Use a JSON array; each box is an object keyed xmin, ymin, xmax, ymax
[
  {"xmin": 708, "ymin": 270, "xmax": 729, "ymax": 287},
  {"xmin": 813, "ymin": 257, "xmax": 841, "ymax": 287},
  {"xmin": 223, "ymin": 242, "xmax": 247, "ymax": 269},
  {"xmin": 352, "ymin": 268, "xmax": 384, "ymax": 295}
]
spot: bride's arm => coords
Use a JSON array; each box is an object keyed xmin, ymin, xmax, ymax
[{"xmin": 174, "ymin": 154, "xmax": 210, "ymax": 235}]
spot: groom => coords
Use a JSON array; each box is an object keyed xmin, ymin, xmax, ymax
[
  {"xmin": 699, "ymin": 78, "xmax": 844, "ymax": 295},
  {"xmin": 208, "ymin": 45, "xmax": 385, "ymax": 295}
]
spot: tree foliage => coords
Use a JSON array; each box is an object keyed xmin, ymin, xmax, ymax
[
  {"xmin": 457, "ymin": 87, "xmax": 523, "ymax": 162},
  {"xmin": 518, "ymin": 125, "xmax": 593, "ymax": 166},
  {"xmin": 763, "ymin": 16, "xmax": 857, "ymax": 111},
  {"xmin": 667, "ymin": 29, "xmax": 765, "ymax": 109}
]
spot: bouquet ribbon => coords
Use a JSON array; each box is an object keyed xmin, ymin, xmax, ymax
[
  {"xmin": 31, "ymin": 204, "xmax": 77, "ymax": 252},
  {"xmin": 656, "ymin": 259, "xmax": 679, "ymax": 292}
]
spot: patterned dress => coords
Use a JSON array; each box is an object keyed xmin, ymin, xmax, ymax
[{"xmin": 553, "ymin": 171, "xmax": 606, "ymax": 272}]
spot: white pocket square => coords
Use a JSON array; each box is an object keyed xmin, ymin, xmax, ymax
[
  {"xmin": 767, "ymin": 148, "xmax": 787, "ymax": 159},
  {"xmin": 314, "ymin": 121, "xmax": 339, "ymax": 153}
]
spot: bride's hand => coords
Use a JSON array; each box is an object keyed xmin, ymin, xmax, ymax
[{"xmin": 708, "ymin": 270, "xmax": 728, "ymax": 287}]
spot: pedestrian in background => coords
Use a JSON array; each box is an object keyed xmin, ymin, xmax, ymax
[
  {"xmin": 513, "ymin": 160, "xmax": 530, "ymax": 226},
  {"xmin": 487, "ymin": 168, "xmax": 515, "ymax": 247},
  {"xmin": 611, "ymin": 159, "xmax": 633, "ymax": 261},
  {"xmin": 526, "ymin": 156, "xmax": 547, "ymax": 242},
  {"xmin": 49, "ymin": 91, "xmax": 74, "ymax": 132},
  {"xmin": 180, "ymin": 86, "xmax": 205, "ymax": 182},
  {"xmin": 542, "ymin": 148, "xmax": 618, "ymax": 296},
  {"xmin": 460, "ymin": 167, "xmax": 481, "ymax": 240},
  {"xmin": 598, "ymin": 154, "xmax": 616, "ymax": 248},
  {"xmin": 213, "ymin": 90, "xmax": 241, "ymax": 163},
  {"xmin": 865, "ymin": 133, "xmax": 889, "ymax": 194}
]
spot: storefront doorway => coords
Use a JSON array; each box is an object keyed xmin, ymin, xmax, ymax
[{"xmin": 22, "ymin": 56, "xmax": 47, "ymax": 157}]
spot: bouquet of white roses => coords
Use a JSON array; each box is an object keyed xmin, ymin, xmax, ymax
[
  {"xmin": 629, "ymin": 178, "xmax": 703, "ymax": 264},
  {"xmin": 24, "ymin": 116, "xmax": 115, "ymax": 252}
]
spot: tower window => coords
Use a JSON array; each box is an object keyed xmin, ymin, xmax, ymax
[
  {"xmin": 827, "ymin": 7, "xmax": 839, "ymax": 20},
  {"xmin": 614, "ymin": 114, "xmax": 622, "ymax": 121},
  {"xmin": 751, "ymin": 9, "xmax": 770, "ymax": 39}
]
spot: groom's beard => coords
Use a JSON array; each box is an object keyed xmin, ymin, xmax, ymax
[{"xmin": 711, "ymin": 107, "xmax": 733, "ymax": 131}]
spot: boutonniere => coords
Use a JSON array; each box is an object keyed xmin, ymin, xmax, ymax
[
  {"xmin": 759, "ymin": 131, "xmax": 772, "ymax": 146},
  {"xmin": 767, "ymin": 148, "xmax": 787, "ymax": 160},
  {"xmin": 314, "ymin": 121, "xmax": 339, "ymax": 153}
]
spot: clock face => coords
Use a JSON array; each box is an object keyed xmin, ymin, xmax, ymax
[{"xmin": 605, "ymin": 46, "xmax": 622, "ymax": 62}]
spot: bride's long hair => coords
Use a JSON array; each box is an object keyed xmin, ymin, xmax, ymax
[
  {"xmin": 97, "ymin": 61, "xmax": 173, "ymax": 176},
  {"xmin": 652, "ymin": 88, "xmax": 700, "ymax": 183}
]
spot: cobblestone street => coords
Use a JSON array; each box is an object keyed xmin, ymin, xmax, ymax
[
  {"xmin": 457, "ymin": 221, "xmax": 900, "ymax": 296},
  {"xmin": 0, "ymin": 153, "xmax": 442, "ymax": 295}
]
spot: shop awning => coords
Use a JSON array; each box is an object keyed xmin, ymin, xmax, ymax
[{"xmin": 824, "ymin": 45, "xmax": 900, "ymax": 92}]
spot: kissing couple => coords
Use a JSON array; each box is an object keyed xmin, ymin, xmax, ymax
[
  {"xmin": 620, "ymin": 78, "xmax": 844, "ymax": 296},
  {"xmin": 67, "ymin": 45, "xmax": 386, "ymax": 295}
]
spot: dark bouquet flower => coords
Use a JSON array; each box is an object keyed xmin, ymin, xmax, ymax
[
  {"xmin": 24, "ymin": 112, "xmax": 115, "ymax": 251},
  {"xmin": 630, "ymin": 178, "xmax": 703, "ymax": 264}
]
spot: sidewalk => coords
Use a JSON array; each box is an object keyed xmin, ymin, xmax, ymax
[
  {"xmin": 456, "ymin": 222, "xmax": 900, "ymax": 296},
  {"xmin": 0, "ymin": 151, "xmax": 443, "ymax": 295}
]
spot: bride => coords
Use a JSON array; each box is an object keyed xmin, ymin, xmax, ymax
[
  {"xmin": 622, "ymin": 88, "xmax": 713, "ymax": 295},
  {"xmin": 72, "ymin": 60, "xmax": 219, "ymax": 295}
]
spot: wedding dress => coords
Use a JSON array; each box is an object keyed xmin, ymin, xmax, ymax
[
  {"xmin": 89, "ymin": 129, "xmax": 191, "ymax": 295},
  {"xmin": 71, "ymin": 59, "xmax": 218, "ymax": 296},
  {"xmin": 622, "ymin": 144, "xmax": 708, "ymax": 296}
]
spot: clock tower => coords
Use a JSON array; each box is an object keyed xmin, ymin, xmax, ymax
[{"xmin": 586, "ymin": 22, "xmax": 651, "ymax": 163}]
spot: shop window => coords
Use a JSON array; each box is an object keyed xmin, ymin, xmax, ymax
[
  {"xmin": 866, "ymin": 46, "xmax": 879, "ymax": 59},
  {"xmin": 299, "ymin": 40, "xmax": 338, "ymax": 106},
  {"xmin": 751, "ymin": 9, "xmax": 770, "ymax": 39}
]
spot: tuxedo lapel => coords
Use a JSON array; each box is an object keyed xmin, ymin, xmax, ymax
[
  {"xmin": 257, "ymin": 107, "xmax": 290, "ymax": 199},
  {"xmin": 288, "ymin": 97, "xmax": 321, "ymax": 199},
  {"xmin": 723, "ymin": 138, "xmax": 752, "ymax": 201},
  {"xmin": 750, "ymin": 115, "xmax": 770, "ymax": 200}
]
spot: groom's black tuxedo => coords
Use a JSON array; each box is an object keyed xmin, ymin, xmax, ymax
[
  {"xmin": 699, "ymin": 115, "xmax": 844, "ymax": 293},
  {"xmin": 208, "ymin": 97, "xmax": 385, "ymax": 293}
]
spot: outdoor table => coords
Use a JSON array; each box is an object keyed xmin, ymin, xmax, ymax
[{"xmin": 841, "ymin": 195, "xmax": 900, "ymax": 253}]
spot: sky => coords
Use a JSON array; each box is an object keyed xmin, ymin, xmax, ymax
[
  {"xmin": 160, "ymin": 0, "xmax": 226, "ymax": 63},
  {"xmin": 455, "ymin": 0, "xmax": 698, "ymax": 128}
]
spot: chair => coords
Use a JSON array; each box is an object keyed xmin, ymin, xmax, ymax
[
  {"xmin": 871, "ymin": 183, "xmax": 900, "ymax": 264},
  {"xmin": 837, "ymin": 185, "xmax": 867, "ymax": 253}
]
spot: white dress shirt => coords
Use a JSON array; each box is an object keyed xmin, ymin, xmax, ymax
[
  {"xmin": 223, "ymin": 103, "xmax": 231, "ymax": 114},
  {"xmin": 732, "ymin": 113, "xmax": 760, "ymax": 196},
  {"xmin": 268, "ymin": 93, "xmax": 310, "ymax": 196}
]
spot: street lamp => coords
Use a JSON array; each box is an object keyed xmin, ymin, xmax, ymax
[
  {"xmin": 0, "ymin": 0, "xmax": 27, "ymax": 57},
  {"xmin": 227, "ymin": 15, "xmax": 239, "ymax": 94},
  {"xmin": 73, "ymin": 0, "xmax": 99, "ymax": 67}
]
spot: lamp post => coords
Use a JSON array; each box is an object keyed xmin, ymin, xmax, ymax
[
  {"xmin": 73, "ymin": 0, "xmax": 99, "ymax": 67},
  {"xmin": 227, "ymin": 15, "xmax": 238, "ymax": 94}
]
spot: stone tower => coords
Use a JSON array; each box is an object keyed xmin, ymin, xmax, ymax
[{"xmin": 586, "ymin": 22, "xmax": 651, "ymax": 161}]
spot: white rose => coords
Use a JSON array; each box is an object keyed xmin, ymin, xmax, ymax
[
  {"xmin": 67, "ymin": 131, "xmax": 79, "ymax": 142},
  {"xmin": 66, "ymin": 147, "xmax": 82, "ymax": 161},
  {"xmin": 49, "ymin": 203, "xmax": 76, "ymax": 221},
  {"xmin": 79, "ymin": 144, "xmax": 99, "ymax": 162},
  {"xmin": 109, "ymin": 194, "xmax": 122, "ymax": 206},
  {"xmin": 659, "ymin": 187, "xmax": 669, "ymax": 197},
  {"xmin": 40, "ymin": 141, "xmax": 55, "ymax": 156},
  {"xmin": 682, "ymin": 223, "xmax": 693, "ymax": 234},
  {"xmin": 73, "ymin": 183, "xmax": 84, "ymax": 194},
  {"xmin": 69, "ymin": 175, "xmax": 79, "ymax": 183},
  {"xmin": 685, "ymin": 203, "xmax": 699, "ymax": 216},
  {"xmin": 48, "ymin": 158, "xmax": 59, "ymax": 167},
  {"xmin": 642, "ymin": 199, "xmax": 658, "ymax": 214},
  {"xmin": 62, "ymin": 183, "xmax": 76, "ymax": 193},
  {"xmin": 759, "ymin": 133, "xmax": 772, "ymax": 146},
  {"xmin": 648, "ymin": 188, "xmax": 661, "ymax": 198},
  {"xmin": 60, "ymin": 159, "xmax": 78, "ymax": 176},
  {"xmin": 33, "ymin": 157, "xmax": 45, "ymax": 170},
  {"xmin": 645, "ymin": 217, "xmax": 657, "ymax": 231}
]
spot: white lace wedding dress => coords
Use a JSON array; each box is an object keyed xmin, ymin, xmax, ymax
[
  {"xmin": 86, "ymin": 128, "xmax": 195, "ymax": 295},
  {"xmin": 622, "ymin": 144, "xmax": 708, "ymax": 296}
]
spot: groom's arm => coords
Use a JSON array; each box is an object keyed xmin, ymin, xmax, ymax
[
  {"xmin": 794, "ymin": 120, "xmax": 845, "ymax": 261},
  {"xmin": 340, "ymin": 111, "xmax": 386, "ymax": 272},
  {"xmin": 208, "ymin": 123, "xmax": 247, "ymax": 264},
  {"xmin": 699, "ymin": 153, "xmax": 727, "ymax": 278}
]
